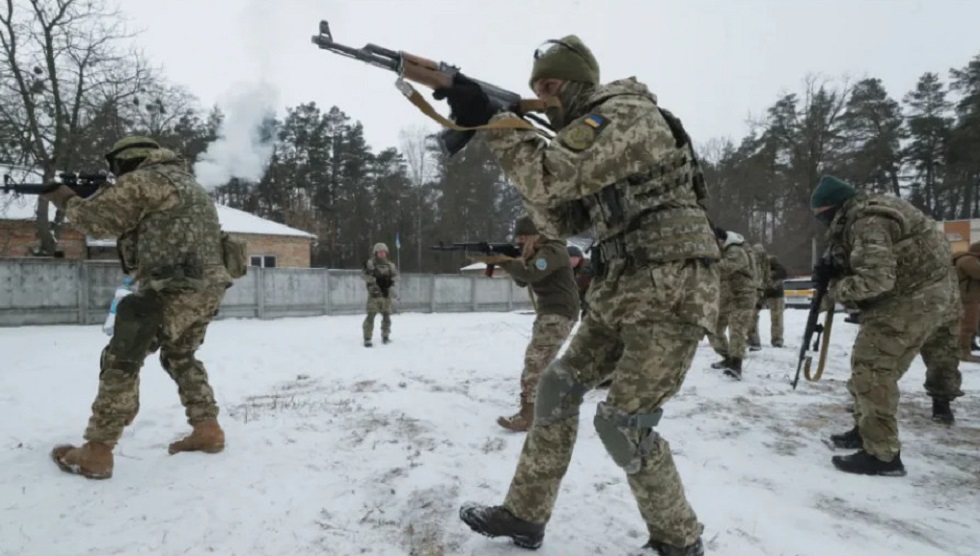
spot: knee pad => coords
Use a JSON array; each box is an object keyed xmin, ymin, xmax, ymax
[
  {"xmin": 593, "ymin": 402, "xmax": 664, "ymax": 475},
  {"xmin": 160, "ymin": 349, "xmax": 195, "ymax": 372},
  {"xmin": 105, "ymin": 292, "xmax": 164, "ymax": 373},
  {"xmin": 534, "ymin": 360, "xmax": 589, "ymax": 427}
]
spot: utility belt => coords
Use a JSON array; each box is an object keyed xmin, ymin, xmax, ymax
[{"xmin": 593, "ymin": 234, "xmax": 715, "ymax": 276}]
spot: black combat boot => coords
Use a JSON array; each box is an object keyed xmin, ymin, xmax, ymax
[
  {"xmin": 723, "ymin": 358, "xmax": 742, "ymax": 380},
  {"xmin": 642, "ymin": 537, "xmax": 704, "ymax": 556},
  {"xmin": 363, "ymin": 339, "xmax": 372, "ymax": 348},
  {"xmin": 748, "ymin": 343, "xmax": 762, "ymax": 352},
  {"xmin": 831, "ymin": 450, "xmax": 906, "ymax": 476},
  {"xmin": 459, "ymin": 504, "xmax": 544, "ymax": 549},
  {"xmin": 829, "ymin": 427, "xmax": 862, "ymax": 449},
  {"xmin": 771, "ymin": 340, "xmax": 784, "ymax": 348},
  {"xmin": 382, "ymin": 336, "xmax": 390, "ymax": 345},
  {"xmin": 710, "ymin": 357, "xmax": 731, "ymax": 370},
  {"xmin": 932, "ymin": 398, "xmax": 954, "ymax": 424}
]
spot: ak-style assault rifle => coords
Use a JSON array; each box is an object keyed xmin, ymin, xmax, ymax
[
  {"xmin": 792, "ymin": 259, "xmax": 836, "ymax": 390},
  {"xmin": 310, "ymin": 20, "xmax": 553, "ymax": 156},
  {"xmin": 2, "ymin": 171, "xmax": 114, "ymax": 199},
  {"xmin": 431, "ymin": 241, "xmax": 522, "ymax": 277}
]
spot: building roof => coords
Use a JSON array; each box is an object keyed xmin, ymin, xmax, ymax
[{"xmin": 1, "ymin": 194, "xmax": 315, "ymax": 239}]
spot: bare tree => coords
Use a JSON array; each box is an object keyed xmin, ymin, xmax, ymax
[
  {"xmin": 399, "ymin": 124, "xmax": 437, "ymax": 271},
  {"xmin": 0, "ymin": 0, "xmax": 156, "ymax": 255}
]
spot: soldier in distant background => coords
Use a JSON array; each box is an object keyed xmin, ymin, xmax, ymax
[
  {"xmin": 42, "ymin": 136, "xmax": 234, "ymax": 480},
  {"xmin": 362, "ymin": 242, "xmax": 398, "ymax": 347},
  {"xmin": 707, "ymin": 227, "xmax": 758, "ymax": 380},
  {"xmin": 812, "ymin": 175, "xmax": 962, "ymax": 477},
  {"xmin": 749, "ymin": 245, "xmax": 789, "ymax": 348},
  {"xmin": 952, "ymin": 242, "xmax": 980, "ymax": 363},
  {"xmin": 747, "ymin": 243, "xmax": 769, "ymax": 351}
]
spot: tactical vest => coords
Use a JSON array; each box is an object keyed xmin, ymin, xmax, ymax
[
  {"xmin": 829, "ymin": 194, "xmax": 950, "ymax": 297},
  {"xmin": 587, "ymin": 107, "xmax": 718, "ymax": 265},
  {"xmin": 136, "ymin": 164, "xmax": 227, "ymax": 291},
  {"xmin": 723, "ymin": 243, "xmax": 757, "ymax": 295}
]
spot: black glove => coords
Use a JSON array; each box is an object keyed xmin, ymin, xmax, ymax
[
  {"xmin": 812, "ymin": 257, "xmax": 835, "ymax": 289},
  {"xmin": 432, "ymin": 73, "xmax": 498, "ymax": 127}
]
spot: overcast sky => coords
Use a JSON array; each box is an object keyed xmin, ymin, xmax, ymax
[{"xmin": 120, "ymin": 0, "xmax": 980, "ymax": 153}]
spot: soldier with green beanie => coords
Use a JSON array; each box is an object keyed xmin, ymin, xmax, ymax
[
  {"xmin": 812, "ymin": 175, "xmax": 963, "ymax": 477},
  {"xmin": 42, "ymin": 136, "xmax": 235, "ymax": 480},
  {"xmin": 437, "ymin": 33, "xmax": 716, "ymax": 556}
]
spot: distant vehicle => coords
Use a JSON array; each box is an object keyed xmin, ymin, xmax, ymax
[{"xmin": 783, "ymin": 277, "xmax": 815, "ymax": 309}]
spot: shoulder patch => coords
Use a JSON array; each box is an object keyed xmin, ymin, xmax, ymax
[
  {"xmin": 559, "ymin": 114, "xmax": 610, "ymax": 152},
  {"xmin": 534, "ymin": 257, "xmax": 548, "ymax": 271}
]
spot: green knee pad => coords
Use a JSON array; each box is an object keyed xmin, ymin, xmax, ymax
[
  {"xmin": 534, "ymin": 360, "xmax": 589, "ymax": 427},
  {"xmin": 105, "ymin": 291, "xmax": 164, "ymax": 373},
  {"xmin": 593, "ymin": 401, "xmax": 664, "ymax": 474}
]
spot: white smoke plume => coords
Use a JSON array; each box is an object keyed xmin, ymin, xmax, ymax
[{"xmin": 193, "ymin": 81, "xmax": 279, "ymax": 190}]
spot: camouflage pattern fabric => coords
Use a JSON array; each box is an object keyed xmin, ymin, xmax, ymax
[
  {"xmin": 483, "ymin": 75, "xmax": 719, "ymax": 549},
  {"xmin": 520, "ymin": 314, "xmax": 575, "ymax": 399},
  {"xmin": 748, "ymin": 297, "xmax": 785, "ymax": 346},
  {"xmin": 847, "ymin": 276, "xmax": 963, "ymax": 460},
  {"xmin": 363, "ymin": 256, "xmax": 398, "ymax": 340},
  {"xmin": 826, "ymin": 194, "xmax": 964, "ymax": 460},
  {"xmin": 65, "ymin": 148, "xmax": 232, "ymax": 291},
  {"xmin": 501, "ymin": 259, "xmax": 717, "ymax": 548},
  {"xmin": 706, "ymin": 239, "xmax": 756, "ymax": 359},
  {"xmin": 84, "ymin": 287, "xmax": 226, "ymax": 444}
]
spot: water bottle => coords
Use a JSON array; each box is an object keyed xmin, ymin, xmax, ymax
[{"xmin": 103, "ymin": 276, "xmax": 136, "ymax": 336}]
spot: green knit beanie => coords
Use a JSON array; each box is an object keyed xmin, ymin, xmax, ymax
[
  {"xmin": 810, "ymin": 175, "xmax": 857, "ymax": 210},
  {"xmin": 514, "ymin": 216, "xmax": 538, "ymax": 236},
  {"xmin": 528, "ymin": 35, "xmax": 600, "ymax": 90}
]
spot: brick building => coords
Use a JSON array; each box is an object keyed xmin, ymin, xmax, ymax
[{"xmin": 0, "ymin": 195, "xmax": 316, "ymax": 267}]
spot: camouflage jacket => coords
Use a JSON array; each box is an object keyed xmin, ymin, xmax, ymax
[
  {"xmin": 363, "ymin": 257, "xmax": 398, "ymax": 298},
  {"xmin": 953, "ymin": 251, "xmax": 980, "ymax": 303},
  {"xmin": 718, "ymin": 234, "xmax": 758, "ymax": 300},
  {"xmin": 764, "ymin": 255, "xmax": 789, "ymax": 298},
  {"xmin": 498, "ymin": 239, "xmax": 579, "ymax": 320},
  {"xmin": 484, "ymin": 78, "xmax": 718, "ymax": 266},
  {"xmin": 826, "ymin": 194, "xmax": 951, "ymax": 306},
  {"xmin": 64, "ymin": 149, "xmax": 231, "ymax": 291}
]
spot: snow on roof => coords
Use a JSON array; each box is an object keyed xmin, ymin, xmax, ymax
[{"xmin": 1, "ymin": 193, "xmax": 315, "ymax": 239}]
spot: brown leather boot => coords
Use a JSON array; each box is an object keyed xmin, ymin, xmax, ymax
[
  {"xmin": 497, "ymin": 395, "xmax": 534, "ymax": 432},
  {"xmin": 168, "ymin": 418, "xmax": 225, "ymax": 455},
  {"xmin": 51, "ymin": 441, "xmax": 115, "ymax": 479}
]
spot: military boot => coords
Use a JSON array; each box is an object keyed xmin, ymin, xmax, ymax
[
  {"xmin": 382, "ymin": 336, "xmax": 390, "ymax": 345},
  {"xmin": 168, "ymin": 418, "xmax": 225, "ymax": 455},
  {"xmin": 723, "ymin": 358, "xmax": 743, "ymax": 380},
  {"xmin": 497, "ymin": 394, "xmax": 534, "ymax": 433},
  {"xmin": 459, "ymin": 503, "xmax": 545, "ymax": 549},
  {"xmin": 364, "ymin": 339, "xmax": 373, "ymax": 347},
  {"xmin": 932, "ymin": 398, "xmax": 954, "ymax": 424},
  {"xmin": 710, "ymin": 357, "xmax": 731, "ymax": 370},
  {"xmin": 829, "ymin": 426, "xmax": 862, "ymax": 449},
  {"xmin": 748, "ymin": 343, "xmax": 762, "ymax": 352},
  {"xmin": 832, "ymin": 450, "xmax": 906, "ymax": 477},
  {"xmin": 641, "ymin": 537, "xmax": 705, "ymax": 556},
  {"xmin": 51, "ymin": 441, "xmax": 114, "ymax": 480}
]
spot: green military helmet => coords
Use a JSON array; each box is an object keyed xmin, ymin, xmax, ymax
[
  {"xmin": 104, "ymin": 136, "xmax": 161, "ymax": 174},
  {"xmin": 529, "ymin": 35, "xmax": 600, "ymax": 90},
  {"xmin": 373, "ymin": 242, "xmax": 389, "ymax": 254}
]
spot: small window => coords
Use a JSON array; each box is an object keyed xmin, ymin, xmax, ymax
[{"xmin": 250, "ymin": 255, "xmax": 278, "ymax": 268}]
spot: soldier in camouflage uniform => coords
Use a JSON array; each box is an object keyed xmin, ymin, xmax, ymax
[
  {"xmin": 436, "ymin": 35, "xmax": 717, "ymax": 555},
  {"xmin": 746, "ymin": 243, "xmax": 768, "ymax": 351},
  {"xmin": 362, "ymin": 242, "xmax": 398, "ymax": 347},
  {"xmin": 706, "ymin": 227, "xmax": 758, "ymax": 380},
  {"xmin": 812, "ymin": 176, "xmax": 963, "ymax": 476},
  {"xmin": 42, "ymin": 137, "xmax": 233, "ymax": 480},
  {"xmin": 748, "ymin": 244, "xmax": 789, "ymax": 348},
  {"xmin": 476, "ymin": 216, "xmax": 578, "ymax": 432}
]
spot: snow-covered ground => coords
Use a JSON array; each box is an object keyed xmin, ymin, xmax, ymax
[{"xmin": 0, "ymin": 309, "xmax": 977, "ymax": 556}]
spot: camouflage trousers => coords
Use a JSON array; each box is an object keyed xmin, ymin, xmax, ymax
[
  {"xmin": 706, "ymin": 290, "xmax": 755, "ymax": 360},
  {"xmin": 363, "ymin": 295, "xmax": 393, "ymax": 340},
  {"xmin": 503, "ymin": 259, "xmax": 719, "ymax": 549},
  {"xmin": 519, "ymin": 313, "xmax": 575, "ymax": 400},
  {"xmin": 84, "ymin": 286, "xmax": 226, "ymax": 445},
  {"xmin": 848, "ymin": 280, "xmax": 964, "ymax": 461},
  {"xmin": 749, "ymin": 296, "xmax": 785, "ymax": 346}
]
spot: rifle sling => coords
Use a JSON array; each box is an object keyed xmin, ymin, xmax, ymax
[{"xmin": 395, "ymin": 78, "xmax": 548, "ymax": 135}]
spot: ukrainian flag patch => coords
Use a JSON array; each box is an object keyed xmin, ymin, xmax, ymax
[{"xmin": 584, "ymin": 114, "xmax": 604, "ymax": 128}]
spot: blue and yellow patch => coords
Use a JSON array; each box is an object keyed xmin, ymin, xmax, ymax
[
  {"xmin": 534, "ymin": 258, "xmax": 548, "ymax": 271},
  {"xmin": 559, "ymin": 114, "xmax": 610, "ymax": 151}
]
